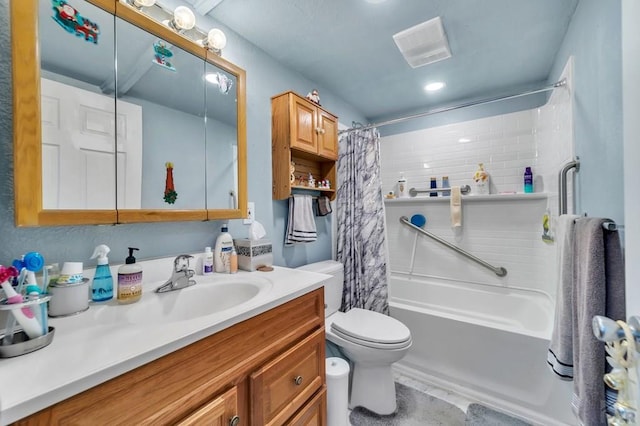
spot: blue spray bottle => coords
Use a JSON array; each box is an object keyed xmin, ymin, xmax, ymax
[{"xmin": 90, "ymin": 244, "xmax": 113, "ymax": 302}]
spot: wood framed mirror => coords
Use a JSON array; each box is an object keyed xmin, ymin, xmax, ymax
[{"xmin": 11, "ymin": 0, "xmax": 247, "ymax": 226}]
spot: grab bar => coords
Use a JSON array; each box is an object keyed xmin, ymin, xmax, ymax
[
  {"xmin": 409, "ymin": 185, "xmax": 470, "ymax": 197},
  {"xmin": 399, "ymin": 216, "xmax": 508, "ymax": 277},
  {"xmin": 559, "ymin": 159, "xmax": 580, "ymax": 215}
]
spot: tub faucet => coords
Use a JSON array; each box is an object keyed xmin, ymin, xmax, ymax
[{"xmin": 155, "ymin": 254, "xmax": 196, "ymax": 293}]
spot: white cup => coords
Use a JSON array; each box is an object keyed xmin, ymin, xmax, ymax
[{"xmin": 58, "ymin": 262, "xmax": 83, "ymax": 284}]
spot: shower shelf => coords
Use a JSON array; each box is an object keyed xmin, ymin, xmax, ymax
[{"xmin": 384, "ymin": 193, "xmax": 548, "ymax": 204}]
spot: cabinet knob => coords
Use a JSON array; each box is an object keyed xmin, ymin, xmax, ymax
[
  {"xmin": 294, "ymin": 375, "xmax": 304, "ymax": 386},
  {"xmin": 320, "ymin": 128, "xmax": 326, "ymax": 135},
  {"xmin": 229, "ymin": 415, "xmax": 240, "ymax": 426}
]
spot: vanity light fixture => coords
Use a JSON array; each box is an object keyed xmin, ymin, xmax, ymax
[
  {"xmin": 424, "ymin": 81, "xmax": 445, "ymax": 92},
  {"xmin": 202, "ymin": 28, "xmax": 227, "ymax": 55},
  {"xmin": 130, "ymin": 0, "xmax": 156, "ymax": 8},
  {"xmin": 167, "ymin": 6, "xmax": 196, "ymax": 32}
]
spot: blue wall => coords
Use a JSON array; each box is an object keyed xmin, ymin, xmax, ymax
[
  {"xmin": 549, "ymin": 0, "xmax": 623, "ymax": 225},
  {"xmin": 0, "ymin": 3, "xmax": 365, "ymax": 269}
]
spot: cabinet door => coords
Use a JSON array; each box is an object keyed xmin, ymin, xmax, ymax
[
  {"xmin": 285, "ymin": 387, "xmax": 327, "ymax": 426},
  {"xmin": 316, "ymin": 110, "xmax": 338, "ymax": 160},
  {"xmin": 290, "ymin": 95, "xmax": 318, "ymax": 155},
  {"xmin": 250, "ymin": 328, "xmax": 325, "ymax": 426},
  {"xmin": 177, "ymin": 387, "xmax": 239, "ymax": 426}
]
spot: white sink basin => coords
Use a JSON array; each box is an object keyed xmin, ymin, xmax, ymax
[{"xmin": 92, "ymin": 276, "xmax": 272, "ymax": 325}]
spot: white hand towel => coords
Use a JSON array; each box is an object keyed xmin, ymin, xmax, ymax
[
  {"xmin": 450, "ymin": 186, "xmax": 462, "ymax": 228},
  {"xmin": 285, "ymin": 195, "xmax": 317, "ymax": 245},
  {"xmin": 547, "ymin": 214, "xmax": 579, "ymax": 380}
]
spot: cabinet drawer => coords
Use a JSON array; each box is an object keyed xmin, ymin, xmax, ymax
[
  {"xmin": 176, "ymin": 386, "xmax": 239, "ymax": 426},
  {"xmin": 285, "ymin": 387, "xmax": 327, "ymax": 426},
  {"xmin": 250, "ymin": 328, "xmax": 325, "ymax": 426}
]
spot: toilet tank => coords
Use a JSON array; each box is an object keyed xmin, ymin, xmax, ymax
[{"xmin": 297, "ymin": 260, "xmax": 343, "ymax": 317}]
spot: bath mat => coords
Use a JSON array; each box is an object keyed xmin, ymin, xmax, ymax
[
  {"xmin": 349, "ymin": 382, "xmax": 466, "ymax": 426},
  {"xmin": 465, "ymin": 403, "xmax": 532, "ymax": 426}
]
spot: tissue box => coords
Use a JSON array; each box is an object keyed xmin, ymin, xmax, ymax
[{"xmin": 234, "ymin": 239, "xmax": 273, "ymax": 271}]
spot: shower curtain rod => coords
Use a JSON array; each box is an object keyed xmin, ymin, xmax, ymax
[{"xmin": 339, "ymin": 79, "xmax": 567, "ymax": 135}]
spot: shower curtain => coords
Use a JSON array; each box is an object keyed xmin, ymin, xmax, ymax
[{"xmin": 336, "ymin": 127, "xmax": 389, "ymax": 314}]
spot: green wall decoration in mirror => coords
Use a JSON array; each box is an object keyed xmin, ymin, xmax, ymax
[{"xmin": 11, "ymin": 0, "xmax": 247, "ymax": 226}]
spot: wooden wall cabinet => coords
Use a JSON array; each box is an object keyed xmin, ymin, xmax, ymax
[
  {"xmin": 272, "ymin": 92, "xmax": 338, "ymax": 201},
  {"xmin": 15, "ymin": 289, "xmax": 326, "ymax": 426}
]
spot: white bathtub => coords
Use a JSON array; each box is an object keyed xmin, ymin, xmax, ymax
[{"xmin": 388, "ymin": 273, "xmax": 576, "ymax": 426}]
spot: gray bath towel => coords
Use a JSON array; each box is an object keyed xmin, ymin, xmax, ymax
[
  {"xmin": 285, "ymin": 195, "xmax": 317, "ymax": 244},
  {"xmin": 571, "ymin": 217, "xmax": 625, "ymax": 426},
  {"xmin": 548, "ymin": 215, "xmax": 580, "ymax": 379}
]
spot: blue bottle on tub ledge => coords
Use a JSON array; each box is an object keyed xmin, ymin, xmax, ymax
[{"xmin": 524, "ymin": 167, "xmax": 533, "ymax": 193}]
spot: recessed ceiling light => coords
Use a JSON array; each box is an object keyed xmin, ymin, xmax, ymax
[
  {"xmin": 458, "ymin": 137, "xmax": 471, "ymax": 143},
  {"xmin": 424, "ymin": 82, "xmax": 445, "ymax": 92},
  {"xmin": 365, "ymin": 0, "xmax": 387, "ymax": 3}
]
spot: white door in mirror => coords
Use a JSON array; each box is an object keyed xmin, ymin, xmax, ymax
[{"xmin": 40, "ymin": 78, "xmax": 142, "ymax": 209}]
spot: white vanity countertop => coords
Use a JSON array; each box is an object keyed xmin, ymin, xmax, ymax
[{"xmin": 0, "ymin": 261, "xmax": 328, "ymax": 425}]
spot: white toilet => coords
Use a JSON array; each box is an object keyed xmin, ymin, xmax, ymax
[{"xmin": 297, "ymin": 260, "xmax": 412, "ymax": 415}]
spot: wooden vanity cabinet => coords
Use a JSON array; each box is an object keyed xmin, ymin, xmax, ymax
[
  {"xmin": 15, "ymin": 288, "xmax": 326, "ymax": 426},
  {"xmin": 272, "ymin": 91, "xmax": 338, "ymax": 201}
]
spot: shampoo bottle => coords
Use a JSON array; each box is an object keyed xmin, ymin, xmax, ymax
[
  {"xmin": 117, "ymin": 247, "xmax": 142, "ymax": 305},
  {"xmin": 214, "ymin": 224, "xmax": 234, "ymax": 273},
  {"xmin": 524, "ymin": 167, "xmax": 534, "ymax": 193},
  {"xmin": 396, "ymin": 173, "xmax": 408, "ymax": 198},
  {"xmin": 203, "ymin": 246, "xmax": 214, "ymax": 275},
  {"xmin": 90, "ymin": 244, "xmax": 113, "ymax": 302},
  {"xmin": 229, "ymin": 248, "xmax": 238, "ymax": 274},
  {"xmin": 473, "ymin": 163, "xmax": 490, "ymax": 195}
]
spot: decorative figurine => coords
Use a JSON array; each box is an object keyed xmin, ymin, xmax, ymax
[
  {"xmin": 290, "ymin": 161, "xmax": 296, "ymax": 184},
  {"xmin": 308, "ymin": 173, "xmax": 315, "ymax": 188},
  {"xmin": 51, "ymin": 0, "xmax": 100, "ymax": 44},
  {"xmin": 164, "ymin": 162, "xmax": 178, "ymax": 204},
  {"xmin": 153, "ymin": 41, "xmax": 176, "ymax": 72},
  {"xmin": 306, "ymin": 89, "xmax": 321, "ymax": 106}
]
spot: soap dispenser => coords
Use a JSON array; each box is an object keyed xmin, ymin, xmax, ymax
[
  {"xmin": 117, "ymin": 247, "xmax": 142, "ymax": 305},
  {"xmin": 90, "ymin": 244, "xmax": 113, "ymax": 302}
]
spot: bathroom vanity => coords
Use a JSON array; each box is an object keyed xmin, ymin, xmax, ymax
[{"xmin": 1, "ymin": 264, "xmax": 328, "ymax": 426}]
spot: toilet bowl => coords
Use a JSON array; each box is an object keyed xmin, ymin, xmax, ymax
[{"xmin": 297, "ymin": 260, "xmax": 412, "ymax": 415}]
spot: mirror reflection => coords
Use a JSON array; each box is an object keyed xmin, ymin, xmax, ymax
[
  {"xmin": 205, "ymin": 61, "xmax": 238, "ymax": 210},
  {"xmin": 115, "ymin": 16, "xmax": 206, "ymax": 210},
  {"xmin": 39, "ymin": 0, "xmax": 116, "ymax": 210},
  {"xmin": 36, "ymin": 0, "xmax": 244, "ymax": 216}
]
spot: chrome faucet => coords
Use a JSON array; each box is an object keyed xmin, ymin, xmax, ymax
[{"xmin": 155, "ymin": 254, "xmax": 196, "ymax": 293}]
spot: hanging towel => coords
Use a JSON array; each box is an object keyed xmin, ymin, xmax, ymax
[
  {"xmin": 571, "ymin": 217, "xmax": 625, "ymax": 425},
  {"xmin": 450, "ymin": 186, "xmax": 462, "ymax": 228},
  {"xmin": 285, "ymin": 195, "xmax": 317, "ymax": 244},
  {"xmin": 316, "ymin": 196, "xmax": 332, "ymax": 216},
  {"xmin": 547, "ymin": 214, "xmax": 580, "ymax": 380}
]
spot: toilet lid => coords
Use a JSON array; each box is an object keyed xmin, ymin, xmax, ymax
[{"xmin": 330, "ymin": 308, "xmax": 411, "ymax": 347}]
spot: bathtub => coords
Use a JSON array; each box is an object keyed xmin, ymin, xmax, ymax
[{"xmin": 388, "ymin": 273, "xmax": 576, "ymax": 426}]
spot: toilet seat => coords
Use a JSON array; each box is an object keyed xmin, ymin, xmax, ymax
[{"xmin": 330, "ymin": 308, "xmax": 412, "ymax": 350}]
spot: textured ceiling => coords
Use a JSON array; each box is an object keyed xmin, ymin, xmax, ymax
[{"xmin": 190, "ymin": 0, "xmax": 579, "ymax": 121}]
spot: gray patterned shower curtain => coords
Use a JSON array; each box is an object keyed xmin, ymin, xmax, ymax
[{"xmin": 336, "ymin": 127, "xmax": 389, "ymax": 314}]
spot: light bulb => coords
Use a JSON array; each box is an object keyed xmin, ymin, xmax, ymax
[
  {"xmin": 172, "ymin": 6, "xmax": 195, "ymax": 31},
  {"xmin": 424, "ymin": 81, "xmax": 445, "ymax": 92},
  {"xmin": 207, "ymin": 28, "xmax": 227, "ymax": 51}
]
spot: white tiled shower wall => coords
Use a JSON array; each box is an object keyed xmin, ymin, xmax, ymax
[
  {"xmin": 380, "ymin": 60, "xmax": 573, "ymax": 297},
  {"xmin": 381, "ymin": 60, "xmax": 573, "ymax": 201}
]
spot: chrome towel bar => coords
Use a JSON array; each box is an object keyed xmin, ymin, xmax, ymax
[{"xmin": 399, "ymin": 216, "xmax": 507, "ymax": 277}]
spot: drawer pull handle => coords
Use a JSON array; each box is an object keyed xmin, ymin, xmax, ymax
[
  {"xmin": 294, "ymin": 375, "xmax": 304, "ymax": 386},
  {"xmin": 229, "ymin": 415, "xmax": 240, "ymax": 426}
]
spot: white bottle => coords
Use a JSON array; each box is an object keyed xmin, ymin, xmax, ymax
[
  {"xmin": 203, "ymin": 247, "xmax": 214, "ymax": 275},
  {"xmin": 396, "ymin": 173, "xmax": 408, "ymax": 198},
  {"xmin": 214, "ymin": 224, "xmax": 234, "ymax": 273}
]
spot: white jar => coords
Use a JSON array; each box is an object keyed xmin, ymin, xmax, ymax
[{"xmin": 48, "ymin": 279, "xmax": 90, "ymax": 317}]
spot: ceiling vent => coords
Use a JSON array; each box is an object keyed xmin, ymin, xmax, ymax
[{"xmin": 393, "ymin": 16, "xmax": 452, "ymax": 68}]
